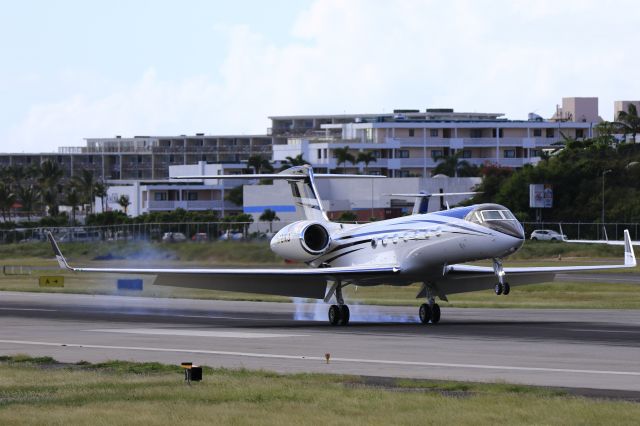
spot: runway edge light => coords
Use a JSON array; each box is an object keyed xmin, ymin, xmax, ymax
[{"xmin": 181, "ymin": 362, "xmax": 202, "ymax": 384}]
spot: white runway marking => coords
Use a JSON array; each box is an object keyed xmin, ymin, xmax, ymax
[
  {"xmin": 1, "ymin": 339, "xmax": 639, "ymax": 377},
  {"xmin": 0, "ymin": 308, "xmax": 57, "ymax": 312},
  {"xmin": 88, "ymin": 328, "xmax": 308, "ymax": 339},
  {"xmin": 569, "ymin": 328, "xmax": 639, "ymax": 334}
]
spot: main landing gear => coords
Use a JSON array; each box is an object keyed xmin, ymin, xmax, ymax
[
  {"xmin": 327, "ymin": 281, "xmax": 350, "ymax": 326},
  {"xmin": 418, "ymin": 282, "xmax": 441, "ymax": 325},
  {"xmin": 493, "ymin": 258, "xmax": 510, "ymax": 296}
]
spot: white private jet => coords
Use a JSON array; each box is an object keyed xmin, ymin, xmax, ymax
[{"xmin": 46, "ymin": 166, "xmax": 636, "ymax": 326}]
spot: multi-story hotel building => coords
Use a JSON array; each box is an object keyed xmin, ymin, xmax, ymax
[
  {"xmin": 0, "ymin": 134, "xmax": 276, "ymax": 181},
  {"xmin": 270, "ymin": 102, "xmax": 598, "ymax": 177},
  {"xmin": 1, "ymin": 97, "xmax": 632, "ymax": 217},
  {"xmin": 0, "ymin": 97, "xmax": 614, "ymax": 182}
]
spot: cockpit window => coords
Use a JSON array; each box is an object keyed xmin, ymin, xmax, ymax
[
  {"xmin": 464, "ymin": 204, "xmax": 524, "ymax": 239},
  {"xmin": 481, "ymin": 210, "xmax": 504, "ymax": 221},
  {"xmin": 502, "ymin": 210, "xmax": 517, "ymax": 220},
  {"xmin": 480, "ymin": 210, "xmax": 517, "ymax": 221}
]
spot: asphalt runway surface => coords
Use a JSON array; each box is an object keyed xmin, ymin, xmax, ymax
[{"xmin": 2, "ymin": 290, "xmax": 640, "ymax": 395}]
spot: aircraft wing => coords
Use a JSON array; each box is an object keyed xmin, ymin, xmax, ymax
[
  {"xmin": 438, "ymin": 229, "xmax": 636, "ymax": 295},
  {"xmin": 46, "ymin": 232, "xmax": 399, "ymax": 299},
  {"xmin": 562, "ymin": 239, "xmax": 640, "ymax": 246},
  {"xmin": 449, "ymin": 229, "xmax": 636, "ymax": 274}
]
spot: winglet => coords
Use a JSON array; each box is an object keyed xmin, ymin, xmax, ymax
[
  {"xmin": 46, "ymin": 232, "xmax": 73, "ymax": 270},
  {"xmin": 624, "ymin": 229, "xmax": 636, "ymax": 267}
]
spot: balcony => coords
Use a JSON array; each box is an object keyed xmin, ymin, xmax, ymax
[{"xmin": 147, "ymin": 200, "xmax": 238, "ymax": 211}]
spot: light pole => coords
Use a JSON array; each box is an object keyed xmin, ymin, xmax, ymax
[{"xmin": 601, "ymin": 169, "xmax": 612, "ymax": 225}]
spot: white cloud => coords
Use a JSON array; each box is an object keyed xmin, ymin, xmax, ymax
[{"xmin": 6, "ymin": 0, "xmax": 640, "ymax": 152}]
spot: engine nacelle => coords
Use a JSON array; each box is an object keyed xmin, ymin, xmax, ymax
[{"xmin": 270, "ymin": 221, "xmax": 331, "ymax": 261}]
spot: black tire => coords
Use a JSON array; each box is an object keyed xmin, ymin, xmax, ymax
[
  {"xmin": 503, "ymin": 282, "xmax": 511, "ymax": 295},
  {"xmin": 339, "ymin": 305, "xmax": 350, "ymax": 326},
  {"xmin": 494, "ymin": 283, "xmax": 503, "ymax": 295},
  {"xmin": 531, "ymin": 237, "xmax": 538, "ymax": 241},
  {"xmin": 419, "ymin": 303, "xmax": 432, "ymax": 324},
  {"xmin": 328, "ymin": 305, "xmax": 341, "ymax": 326},
  {"xmin": 431, "ymin": 303, "xmax": 441, "ymax": 324},
  {"xmin": 551, "ymin": 238, "xmax": 557, "ymax": 241}
]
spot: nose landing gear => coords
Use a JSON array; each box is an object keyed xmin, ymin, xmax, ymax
[
  {"xmin": 418, "ymin": 282, "xmax": 442, "ymax": 324},
  {"xmin": 493, "ymin": 258, "xmax": 510, "ymax": 296}
]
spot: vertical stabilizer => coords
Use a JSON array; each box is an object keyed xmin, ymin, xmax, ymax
[
  {"xmin": 412, "ymin": 192, "xmax": 430, "ymax": 215},
  {"xmin": 282, "ymin": 166, "xmax": 328, "ymax": 222}
]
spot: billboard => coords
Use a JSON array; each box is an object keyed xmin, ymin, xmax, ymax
[{"xmin": 529, "ymin": 184, "xmax": 553, "ymax": 208}]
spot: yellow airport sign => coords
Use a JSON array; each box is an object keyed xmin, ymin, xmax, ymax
[{"xmin": 39, "ymin": 276, "xmax": 64, "ymax": 288}]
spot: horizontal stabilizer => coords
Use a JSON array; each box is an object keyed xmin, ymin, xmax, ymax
[
  {"xmin": 388, "ymin": 192, "xmax": 480, "ymax": 197},
  {"xmin": 173, "ymin": 174, "xmax": 385, "ymax": 180}
]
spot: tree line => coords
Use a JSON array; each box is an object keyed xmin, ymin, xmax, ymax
[
  {"xmin": 0, "ymin": 160, "xmax": 108, "ymax": 225},
  {"xmin": 472, "ymin": 136, "xmax": 640, "ymax": 222}
]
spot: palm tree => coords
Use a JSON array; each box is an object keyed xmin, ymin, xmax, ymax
[
  {"xmin": 259, "ymin": 208, "xmax": 280, "ymax": 233},
  {"xmin": 38, "ymin": 159, "xmax": 64, "ymax": 189},
  {"xmin": 356, "ymin": 151, "xmax": 377, "ymax": 173},
  {"xmin": 65, "ymin": 185, "xmax": 81, "ymax": 225},
  {"xmin": 247, "ymin": 155, "xmax": 273, "ymax": 174},
  {"xmin": 333, "ymin": 146, "xmax": 356, "ymax": 173},
  {"xmin": 279, "ymin": 154, "xmax": 310, "ymax": 170},
  {"xmin": 118, "ymin": 194, "xmax": 131, "ymax": 215},
  {"xmin": 616, "ymin": 104, "xmax": 640, "ymax": 141},
  {"xmin": 94, "ymin": 181, "xmax": 108, "ymax": 213},
  {"xmin": 594, "ymin": 121, "xmax": 618, "ymax": 146},
  {"xmin": 38, "ymin": 159, "xmax": 64, "ymax": 215},
  {"xmin": 17, "ymin": 185, "xmax": 40, "ymax": 222},
  {"xmin": 7, "ymin": 164, "xmax": 27, "ymax": 191},
  {"xmin": 0, "ymin": 182, "xmax": 16, "ymax": 222},
  {"xmin": 432, "ymin": 152, "xmax": 478, "ymax": 178},
  {"xmin": 73, "ymin": 169, "xmax": 95, "ymax": 213}
]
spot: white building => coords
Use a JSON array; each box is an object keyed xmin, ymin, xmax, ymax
[
  {"xmin": 271, "ymin": 101, "xmax": 598, "ymax": 178},
  {"xmin": 96, "ymin": 162, "xmax": 246, "ymax": 216}
]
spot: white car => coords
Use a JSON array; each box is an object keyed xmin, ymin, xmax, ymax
[
  {"xmin": 530, "ymin": 229, "xmax": 566, "ymax": 241},
  {"xmin": 162, "ymin": 232, "xmax": 187, "ymax": 243}
]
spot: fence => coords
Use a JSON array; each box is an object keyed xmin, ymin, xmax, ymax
[
  {"xmin": 0, "ymin": 221, "xmax": 296, "ymax": 244},
  {"xmin": 521, "ymin": 222, "xmax": 639, "ymax": 241},
  {"xmin": 1, "ymin": 220, "xmax": 638, "ymax": 244}
]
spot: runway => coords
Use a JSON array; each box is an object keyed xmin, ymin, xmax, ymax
[{"xmin": 1, "ymin": 291, "xmax": 640, "ymax": 393}]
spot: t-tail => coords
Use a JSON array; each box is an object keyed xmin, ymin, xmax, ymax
[
  {"xmin": 172, "ymin": 165, "xmax": 384, "ymax": 222},
  {"xmin": 388, "ymin": 191, "xmax": 481, "ymax": 215},
  {"xmin": 281, "ymin": 166, "xmax": 328, "ymax": 222}
]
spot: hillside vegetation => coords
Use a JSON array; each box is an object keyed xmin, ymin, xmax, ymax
[{"xmin": 473, "ymin": 140, "xmax": 640, "ymax": 222}]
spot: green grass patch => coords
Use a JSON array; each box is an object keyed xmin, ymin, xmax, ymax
[{"xmin": 0, "ymin": 356, "xmax": 638, "ymax": 425}]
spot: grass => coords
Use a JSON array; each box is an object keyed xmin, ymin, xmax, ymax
[
  {"xmin": 1, "ymin": 240, "xmax": 639, "ymax": 309},
  {"xmin": 0, "ymin": 240, "xmax": 282, "ymax": 265},
  {"xmin": 0, "ymin": 355, "xmax": 638, "ymax": 425}
]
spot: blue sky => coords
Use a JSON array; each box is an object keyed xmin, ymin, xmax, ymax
[{"xmin": 1, "ymin": 0, "xmax": 639, "ymax": 152}]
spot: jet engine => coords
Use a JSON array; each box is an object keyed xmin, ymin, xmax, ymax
[{"xmin": 270, "ymin": 221, "xmax": 331, "ymax": 261}]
